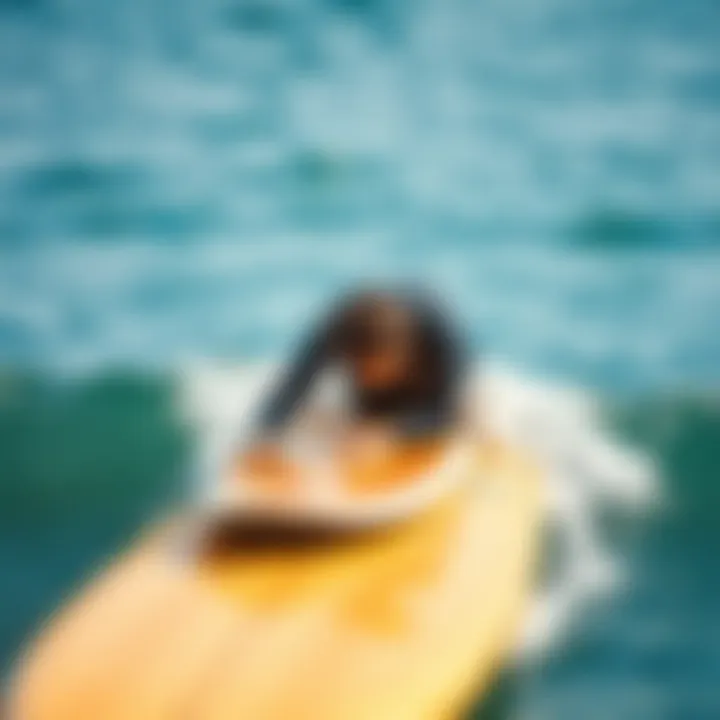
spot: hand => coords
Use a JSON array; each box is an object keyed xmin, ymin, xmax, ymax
[
  {"xmin": 239, "ymin": 440, "xmax": 291, "ymax": 480},
  {"xmin": 342, "ymin": 424, "xmax": 395, "ymax": 462}
]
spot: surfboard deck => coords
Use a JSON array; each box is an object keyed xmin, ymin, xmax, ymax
[{"xmin": 8, "ymin": 440, "xmax": 541, "ymax": 720}]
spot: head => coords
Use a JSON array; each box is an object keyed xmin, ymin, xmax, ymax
[{"xmin": 331, "ymin": 293, "xmax": 417, "ymax": 391}]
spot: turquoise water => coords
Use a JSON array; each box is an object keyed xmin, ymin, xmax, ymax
[{"xmin": 1, "ymin": 0, "xmax": 719, "ymax": 716}]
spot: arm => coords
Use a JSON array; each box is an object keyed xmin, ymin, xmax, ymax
[{"xmin": 253, "ymin": 318, "xmax": 334, "ymax": 437}]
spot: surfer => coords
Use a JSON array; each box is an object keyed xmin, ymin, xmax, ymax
[{"xmin": 247, "ymin": 288, "xmax": 467, "ymax": 462}]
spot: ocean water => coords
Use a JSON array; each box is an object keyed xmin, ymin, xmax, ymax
[{"xmin": 0, "ymin": 0, "xmax": 719, "ymax": 717}]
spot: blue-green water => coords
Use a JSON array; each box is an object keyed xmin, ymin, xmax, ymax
[{"xmin": 0, "ymin": 0, "xmax": 719, "ymax": 716}]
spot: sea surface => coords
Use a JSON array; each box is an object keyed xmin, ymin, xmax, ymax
[{"xmin": 0, "ymin": 0, "xmax": 719, "ymax": 717}]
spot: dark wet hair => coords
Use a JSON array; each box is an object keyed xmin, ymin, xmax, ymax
[
  {"xmin": 255, "ymin": 286, "xmax": 464, "ymax": 433},
  {"xmin": 327, "ymin": 291, "xmax": 416, "ymax": 360}
]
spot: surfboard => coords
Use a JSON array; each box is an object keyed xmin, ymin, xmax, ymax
[{"xmin": 8, "ymin": 439, "xmax": 541, "ymax": 720}]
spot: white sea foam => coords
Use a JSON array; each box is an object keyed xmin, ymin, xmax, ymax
[
  {"xmin": 180, "ymin": 360, "xmax": 658, "ymax": 659},
  {"xmin": 477, "ymin": 363, "xmax": 659, "ymax": 657}
]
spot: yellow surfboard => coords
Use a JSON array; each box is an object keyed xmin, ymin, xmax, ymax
[{"xmin": 8, "ymin": 440, "xmax": 541, "ymax": 720}]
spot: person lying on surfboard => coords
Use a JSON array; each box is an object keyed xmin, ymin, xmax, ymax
[{"xmin": 246, "ymin": 288, "xmax": 468, "ymax": 466}]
